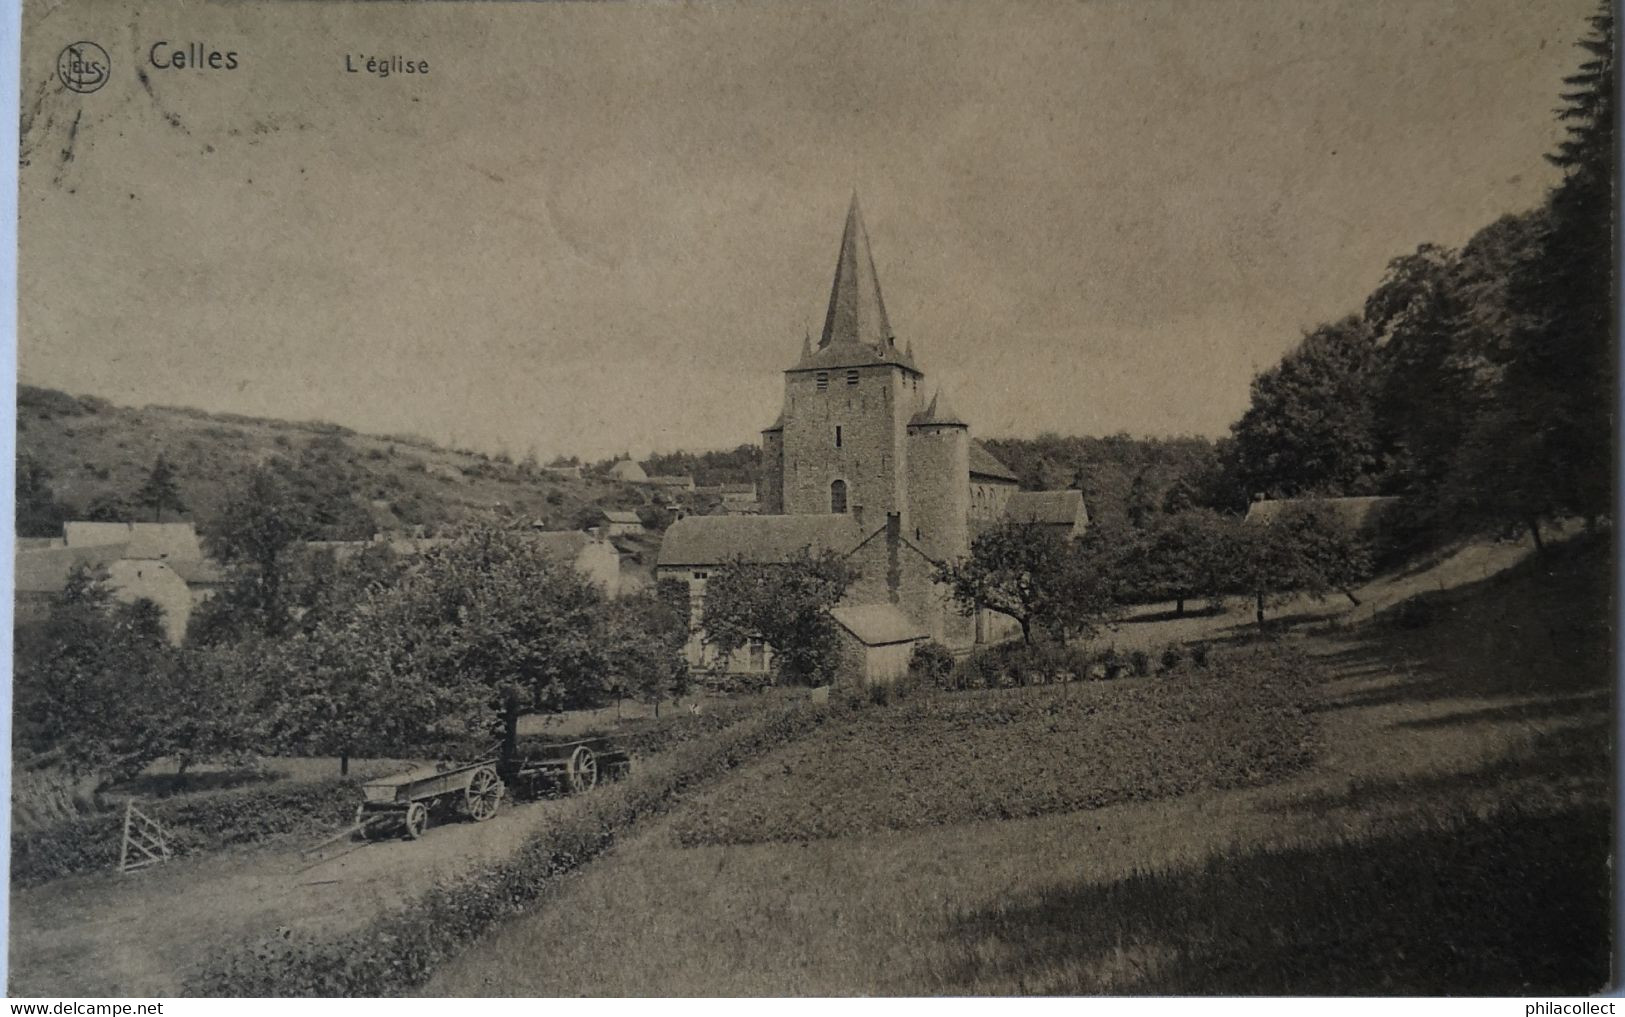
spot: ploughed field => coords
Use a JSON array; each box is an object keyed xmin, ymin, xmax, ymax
[{"xmin": 670, "ymin": 646, "xmax": 1317, "ymax": 847}]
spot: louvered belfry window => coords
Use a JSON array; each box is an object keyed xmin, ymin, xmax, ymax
[{"xmin": 816, "ymin": 372, "xmax": 829, "ymax": 391}]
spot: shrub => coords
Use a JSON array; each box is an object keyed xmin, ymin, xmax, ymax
[
  {"xmin": 1191, "ymin": 642, "xmax": 1211, "ymax": 668},
  {"xmin": 1100, "ymin": 648, "xmax": 1128, "ymax": 680},
  {"xmin": 908, "ymin": 641, "xmax": 957, "ymax": 687},
  {"xmin": 1129, "ymin": 649, "xmax": 1152, "ymax": 677},
  {"xmin": 868, "ymin": 682, "xmax": 892, "ymax": 706},
  {"xmin": 1033, "ymin": 642, "xmax": 1080, "ymax": 684},
  {"xmin": 1160, "ymin": 644, "xmax": 1185, "ymax": 673}
]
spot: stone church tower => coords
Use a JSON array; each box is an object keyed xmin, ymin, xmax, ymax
[
  {"xmin": 661, "ymin": 196, "xmax": 1084, "ymax": 670},
  {"xmin": 761, "ymin": 195, "xmax": 930, "ymax": 527}
]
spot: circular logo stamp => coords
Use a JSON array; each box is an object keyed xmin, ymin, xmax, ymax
[{"xmin": 57, "ymin": 41, "xmax": 110, "ymax": 94}]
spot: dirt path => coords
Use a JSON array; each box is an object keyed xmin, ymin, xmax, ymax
[{"xmin": 8, "ymin": 792, "xmax": 576, "ymax": 996}]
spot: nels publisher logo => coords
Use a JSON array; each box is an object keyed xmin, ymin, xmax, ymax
[{"xmin": 57, "ymin": 41, "xmax": 110, "ymax": 94}]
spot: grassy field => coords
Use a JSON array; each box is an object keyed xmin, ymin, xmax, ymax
[{"xmin": 426, "ymin": 534, "xmax": 1613, "ymax": 996}]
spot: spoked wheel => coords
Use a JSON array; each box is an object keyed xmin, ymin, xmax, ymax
[
  {"xmin": 353, "ymin": 804, "xmax": 377, "ymax": 840},
  {"xmin": 567, "ymin": 746, "xmax": 599, "ymax": 794},
  {"xmin": 464, "ymin": 766, "xmax": 504, "ymax": 822},
  {"xmin": 402, "ymin": 801, "xmax": 429, "ymax": 840}
]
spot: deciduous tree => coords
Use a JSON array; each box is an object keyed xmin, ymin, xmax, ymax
[{"xmin": 702, "ymin": 549, "xmax": 856, "ymax": 684}]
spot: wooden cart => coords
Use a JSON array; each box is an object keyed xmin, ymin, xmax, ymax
[
  {"xmin": 355, "ymin": 759, "xmax": 504, "ymax": 840},
  {"xmin": 349, "ymin": 736, "xmax": 632, "ymax": 842},
  {"xmin": 502, "ymin": 737, "xmax": 633, "ymax": 800}
]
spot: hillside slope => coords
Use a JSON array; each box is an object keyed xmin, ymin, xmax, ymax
[{"xmin": 15, "ymin": 386, "xmax": 658, "ymax": 539}]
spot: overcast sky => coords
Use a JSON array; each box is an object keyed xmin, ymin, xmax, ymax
[{"xmin": 17, "ymin": 0, "xmax": 1596, "ymax": 461}]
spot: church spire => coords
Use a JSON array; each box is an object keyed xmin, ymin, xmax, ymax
[{"xmin": 819, "ymin": 193, "xmax": 893, "ymax": 351}]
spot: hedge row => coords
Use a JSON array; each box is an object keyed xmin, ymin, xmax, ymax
[
  {"xmin": 11, "ymin": 777, "xmax": 360, "ymax": 887},
  {"xmin": 186, "ymin": 696, "xmax": 847, "ymax": 995}
]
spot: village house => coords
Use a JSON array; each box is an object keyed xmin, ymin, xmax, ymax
[
  {"xmin": 1244, "ymin": 495, "xmax": 1400, "ymax": 533},
  {"xmin": 655, "ymin": 196, "xmax": 1087, "ymax": 684},
  {"xmin": 15, "ymin": 521, "xmax": 231, "ymax": 642},
  {"xmin": 607, "ymin": 458, "xmax": 648, "ymax": 483},
  {"xmin": 599, "ymin": 509, "xmax": 645, "ymax": 538},
  {"xmin": 15, "ymin": 543, "xmax": 194, "ymax": 643},
  {"xmin": 1002, "ymin": 490, "xmax": 1090, "ymax": 541}
]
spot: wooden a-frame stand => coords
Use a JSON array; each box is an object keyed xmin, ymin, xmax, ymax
[{"xmin": 117, "ymin": 800, "xmax": 171, "ymax": 874}]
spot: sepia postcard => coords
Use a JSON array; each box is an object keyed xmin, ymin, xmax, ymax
[{"xmin": 6, "ymin": 0, "xmax": 1617, "ymax": 1001}]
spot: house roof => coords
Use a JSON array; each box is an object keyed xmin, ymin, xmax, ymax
[
  {"xmin": 1004, "ymin": 490, "xmax": 1088, "ymax": 529},
  {"xmin": 608, "ymin": 460, "xmax": 648, "ymax": 482},
  {"xmin": 16, "ymin": 537, "xmax": 64, "ymax": 551},
  {"xmin": 644, "ymin": 475, "xmax": 694, "ymax": 488},
  {"xmin": 602, "ymin": 509, "xmax": 643, "ymax": 525},
  {"xmin": 524, "ymin": 530, "xmax": 593, "ymax": 559},
  {"xmin": 969, "ymin": 441, "xmax": 1018, "ymax": 482},
  {"xmin": 1244, "ymin": 496, "xmax": 1400, "ymax": 531},
  {"xmin": 656, "ymin": 514, "xmax": 863, "ymax": 567},
  {"xmin": 830, "ymin": 603, "xmax": 928, "ymax": 646},
  {"xmin": 15, "ymin": 543, "xmax": 129, "ymax": 594},
  {"xmin": 789, "ymin": 196, "xmax": 921, "ymax": 376},
  {"xmin": 63, "ymin": 521, "xmax": 203, "ymax": 560}
]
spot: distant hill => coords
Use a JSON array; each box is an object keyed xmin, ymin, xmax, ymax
[{"xmin": 14, "ymin": 385, "xmax": 656, "ymax": 540}]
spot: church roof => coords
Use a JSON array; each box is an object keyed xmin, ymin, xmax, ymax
[
  {"xmin": 908, "ymin": 390, "xmax": 968, "ymax": 428},
  {"xmin": 790, "ymin": 195, "xmax": 920, "ymax": 376},
  {"xmin": 1005, "ymin": 489, "xmax": 1088, "ymax": 529},
  {"xmin": 830, "ymin": 603, "xmax": 927, "ymax": 647},
  {"xmin": 969, "ymin": 441, "xmax": 1018, "ymax": 482},
  {"xmin": 656, "ymin": 514, "xmax": 862, "ymax": 567}
]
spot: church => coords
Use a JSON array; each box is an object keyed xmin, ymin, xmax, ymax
[{"xmin": 656, "ymin": 196, "xmax": 1087, "ymax": 682}]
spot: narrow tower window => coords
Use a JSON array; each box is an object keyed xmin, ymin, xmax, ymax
[
  {"xmin": 831, "ymin": 479, "xmax": 848, "ymax": 514},
  {"xmin": 835, "ymin": 425, "xmax": 843, "ymax": 448}
]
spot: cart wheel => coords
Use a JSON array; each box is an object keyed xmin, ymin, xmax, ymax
[
  {"xmin": 403, "ymin": 802, "xmax": 429, "ymax": 840},
  {"xmin": 568, "ymin": 746, "xmax": 598, "ymax": 794},
  {"xmin": 353, "ymin": 804, "xmax": 374, "ymax": 840},
  {"xmin": 465, "ymin": 766, "xmax": 503, "ymax": 822}
]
